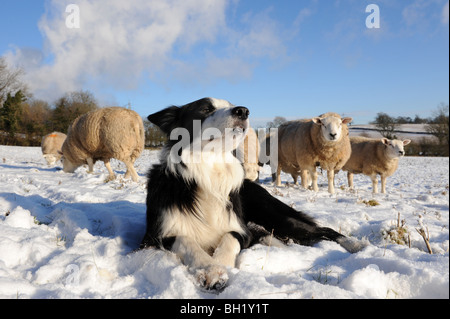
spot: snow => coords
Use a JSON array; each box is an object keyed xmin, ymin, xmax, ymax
[{"xmin": 0, "ymin": 145, "xmax": 448, "ymax": 299}]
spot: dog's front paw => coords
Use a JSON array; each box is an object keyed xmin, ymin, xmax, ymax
[{"xmin": 195, "ymin": 265, "xmax": 228, "ymax": 291}]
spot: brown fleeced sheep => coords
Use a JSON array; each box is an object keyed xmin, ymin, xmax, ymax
[
  {"xmin": 60, "ymin": 107, "xmax": 145, "ymax": 182},
  {"xmin": 235, "ymin": 127, "xmax": 260, "ymax": 181},
  {"xmin": 275, "ymin": 113, "xmax": 352, "ymax": 194},
  {"xmin": 342, "ymin": 136, "xmax": 411, "ymax": 193},
  {"xmin": 41, "ymin": 132, "xmax": 67, "ymax": 165}
]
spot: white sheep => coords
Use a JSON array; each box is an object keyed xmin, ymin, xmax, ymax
[
  {"xmin": 41, "ymin": 132, "xmax": 67, "ymax": 165},
  {"xmin": 60, "ymin": 107, "xmax": 145, "ymax": 182},
  {"xmin": 275, "ymin": 112, "xmax": 352, "ymax": 194},
  {"xmin": 342, "ymin": 136, "xmax": 411, "ymax": 193},
  {"xmin": 235, "ymin": 127, "xmax": 260, "ymax": 181}
]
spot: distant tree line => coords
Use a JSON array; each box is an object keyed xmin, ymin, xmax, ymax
[
  {"xmin": 1, "ymin": 57, "xmax": 448, "ymax": 155},
  {"xmin": 371, "ymin": 107, "xmax": 448, "ymax": 138},
  {"xmin": 0, "ymin": 88, "xmax": 100, "ymax": 146},
  {"xmin": 371, "ymin": 105, "xmax": 448, "ymax": 156},
  {"xmin": 0, "ymin": 57, "xmax": 167, "ymax": 147},
  {"xmin": 144, "ymin": 121, "xmax": 167, "ymax": 148}
]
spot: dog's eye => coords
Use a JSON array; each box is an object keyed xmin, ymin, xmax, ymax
[{"xmin": 202, "ymin": 106, "xmax": 214, "ymax": 114}]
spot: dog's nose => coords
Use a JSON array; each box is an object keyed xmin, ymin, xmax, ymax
[{"xmin": 232, "ymin": 106, "xmax": 249, "ymax": 120}]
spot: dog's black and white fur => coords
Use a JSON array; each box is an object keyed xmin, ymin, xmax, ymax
[{"xmin": 141, "ymin": 97, "xmax": 366, "ymax": 291}]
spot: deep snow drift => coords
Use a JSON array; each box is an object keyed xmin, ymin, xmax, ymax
[{"xmin": 0, "ymin": 145, "xmax": 448, "ymax": 299}]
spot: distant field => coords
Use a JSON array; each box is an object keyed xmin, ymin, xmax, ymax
[{"xmin": 349, "ymin": 124, "xmax": 437, "ymax": 141}]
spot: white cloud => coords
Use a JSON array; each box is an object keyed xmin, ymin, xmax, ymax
[
  {"xmin": 402, "ymin": 0, "xmax": 428, "ymax": 26},
  {"xmin": 402, "ymin": 0, "xmax": 449, "ymax": 27},
  {"xmin": 5, "ymin": 0, "xmax": 228, "ymax": 100},
  {"xmin": 443, "ymin": 1, "xmax": 449, "ymax": 25},
  {"xmin": 234, "ymin": 9, "xmax": 286, "ymax": 59},
  {"xmin": 3, "ymin": 0, "xmax": 288, "ymax": 102}
]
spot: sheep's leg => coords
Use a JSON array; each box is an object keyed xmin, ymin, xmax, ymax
[
  {"xmin": 275, "ymin": 164, "xmax": 282, "ymax": 186},
  {"xmin": 104, "ymin": 159, "xmax": 116, "ymax": 181},
  {"xmin": 124, "ymin": 161, "xmax": 139, "ymax": 182},
  {"xmin": 310, "ymin": 168, "xmax": 319, "ymax": 192},
  {"xmin": 370, "ymin": 174, "xmax": 378, "ymax": 193},
  {"xmin": 300, "ymin": 169, "xmax": 309, "ymax": 189},
  {"xmin": 299, "ymin": 171, "xmax": 312, "ymax": 189},
  {"xmin": 347, "ymin": 172, "xmax": 354, "ymax": 189},
  {"xmin": 327, "ymin": 170, "xmax": 335, "ymax": 194},
  {"xmin": 380, "ymin": 175, "xmax": 387, "ymax": 193},
  {"xmin": 86, "ymin": 157, "xmax": 94, "ymax": 173},
  {"xmin": 291, "ymin": 174, "xmax": 298, "ymax": 185},
  {"xmin": 124, "ymin": 168, "xmax": 130, "ymax": 179},
  {"xmin": 271, "ymin": 172, "xmax": 276, "ymax": 183},
  {"xmin": 301, "ymin": 169, "xmax": 317, "ymax": 191}
]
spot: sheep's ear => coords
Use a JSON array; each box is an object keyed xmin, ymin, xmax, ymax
[
  {"xmin": 312, "ymin": 117, "xmax": 323, "ymax": 125},
  {"xmin": 342, "ymin": 117, "xmax": 352, "ymax": 125},
  {"xmin": 57, "ymin": 150, "xmax": 63, "ymax": 155},
  {"xmin": 381, "ymin": 138, "xmax": 390, "ymax": 145},
  {"xmin": 147, "ymin": 106, "xmax": 180, "ymax": 135},
  {"xmin": 403, "ymin": 139, "xmax": 411, "ymax": 146}
]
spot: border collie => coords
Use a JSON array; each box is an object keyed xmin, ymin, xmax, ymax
[{"xmin": 141, "ymin": 97, "xmax": 366, "ymax": 291}]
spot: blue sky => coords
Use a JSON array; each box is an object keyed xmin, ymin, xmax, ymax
[{"xmin": 1, "ymin": 0, "xmax": 448, "ymax": 125}]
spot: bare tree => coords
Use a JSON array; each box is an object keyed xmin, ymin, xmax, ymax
[
  {"xmin": 266, "ymin": 116, "xmax": 287, "ymax": 128},
  {"xmin": 0, "ymin": 57, "xmax": 28, "ymax": 105},
  {"xmin": 426, "ymin": 103, "xmax": 449, "ymax": 147},
  {"xmin": 372, "ymin": 112, "xmax": 398, "ymax": 139}
]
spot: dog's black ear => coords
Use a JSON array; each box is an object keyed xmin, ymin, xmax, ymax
[{"xmin": 147, "ymin": 106, "xmax": 180, "ymax": 135}]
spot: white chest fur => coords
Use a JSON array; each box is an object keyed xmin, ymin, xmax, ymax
[{"xmin": 162, "ymin": 151, "xmax": 245, "ymax": 252}]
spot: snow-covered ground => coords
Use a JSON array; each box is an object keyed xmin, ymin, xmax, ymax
[{"xmin": 0, "ymin": 145, "xmax": 448, "ymax": 299}]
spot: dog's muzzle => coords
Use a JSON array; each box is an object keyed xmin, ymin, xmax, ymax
[{"xmin": 232, "ymin": 107, "xmax": 249, "ymax": 120}]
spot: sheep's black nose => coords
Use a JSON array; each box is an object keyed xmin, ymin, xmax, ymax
[
  {"xmin": 329, "ymin": 133, "xmax": 337, "ymax": 139},
  {"xmin": 399, "ymin": 151, "xmax": 404, "ymax": 156},
  {"xmin": 232, "ymin": 106, "xmax": 249, "ymax": 120}
]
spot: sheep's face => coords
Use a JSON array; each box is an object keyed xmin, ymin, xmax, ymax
[
  {"xmin": 58, "ymin": 152, "xmax": 79, "ymax": 173},
  {"xmin": 43, "ymin": 154, "xmax": 58, "ymax": 165},
  {"xmin": 312, "ymin": 116, "xmax": 352, "ymax": 142},
  {"xmin": 382, "ymin": 139, "xmax": 411, "ymax": 159},
  {"xmin": 58, "ymin": 149, "xmax": 80, "ymax": 173}
]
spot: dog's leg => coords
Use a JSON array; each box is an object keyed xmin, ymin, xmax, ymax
[
  {"xmin": 212, "ymin": 233, "xmax": 241, "ymax": 268},
  {"xmin": 240, "ymin": 180, "xmax": 368, "ymax": 253},
  {"xmin": 171, "ymin": 236, "xmax": 228, "ymax": 291},
  {"xmin": 171, "ymin": 236, "xmax": 214, "ymax": 268}
]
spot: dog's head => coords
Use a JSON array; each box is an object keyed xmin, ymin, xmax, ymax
[{"xmin": 148, "ymin": 98, "xmax": 250, "ymax": 153}]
